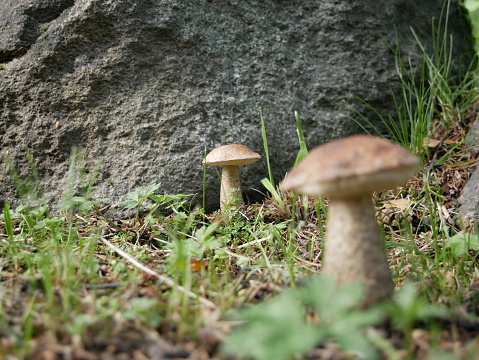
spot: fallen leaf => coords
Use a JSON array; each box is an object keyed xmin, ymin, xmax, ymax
[
  {"xmin": 172, "ymin": 259, "xmax": 207, "ymax": 272},
  {"xmin": 382, "ymin": 198, "xmax": 411, "ymax": 213},
  {"xmin": 423, "ymin": 137, "xmax": 441, "ymax": 148}
]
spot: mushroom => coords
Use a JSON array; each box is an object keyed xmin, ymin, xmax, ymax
[
  {"xmin": 280, "ymin": 134, "xmax": 419, "ymax": 306},
  {"xmin": 204, "ymin": 144, "xmax": 261, "ymax": 211}
]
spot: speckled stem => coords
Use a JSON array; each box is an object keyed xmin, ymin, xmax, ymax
[
  {"xmin": 220, "ymin": 165, "xmax": 244, "ymax": 211},
  {"xmin": 322, "ymin": 195, "xmax": 394, "ymax": 306}
]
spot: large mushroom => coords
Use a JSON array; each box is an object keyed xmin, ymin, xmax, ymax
[
  {"xmin": 280, "ymin": 134, "xmax": 419, "ymax": 306},
  {"xmin": 204, "ymin": 144, "xmax": 261, "ymax": 211}
]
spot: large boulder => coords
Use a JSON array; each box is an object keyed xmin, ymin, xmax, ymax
[{"xmin": 0, "ymin": 0, "xmax": 472, "ymax": 213}]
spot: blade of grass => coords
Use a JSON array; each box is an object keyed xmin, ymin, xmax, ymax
[
  {"xmin": 203, "ymin": 146, "xmax": 207, "ymax": 211},
  {"xmin": 294, "ymin": 111, "xmax": 308, "ymax": 166},
  {"xmin": 260, "ymin": 107, "xmax": 274, "ymax": 185}
]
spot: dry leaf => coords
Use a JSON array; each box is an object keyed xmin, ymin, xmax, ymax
[
  {"xmin": 423, "ymin": 137, "xmax": 441, "ymax": 148},
  {"xmin": 382, "ymin": 198, "xmax": 411, "ymax": 213}
]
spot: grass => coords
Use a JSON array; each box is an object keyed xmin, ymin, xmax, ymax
[{"xmin": 2, "ymin": 5, "xmax": 479, "ymax": 360}]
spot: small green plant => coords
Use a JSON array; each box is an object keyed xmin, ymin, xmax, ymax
[
  {"xmin": 61, "ymin": 147, "xmax": 102, "ymax": 207},
  {"xmin": 260, "ymin": 109, "xmax": 312, "ymax": 219},
  {"xmin": 123, "ymin": 183, "xmax": 163, "ymax": 218},
  {"xmin": 222, "ymin": 289, "xmax": 321, "ymax": 360},
  {"xmin": 165, "ymin": 221, "xmax": 221, "ymax": 273},
  {"xmin": 123, "ymin": 183, "xmax": 193, "ymax": 221},
  {"xmin": 222, "ymin": 276, "xmax": 384, "ymax": 360},
  {"xmin": 60, "ymin": 196, "xmax": 110, "ymax": 214},
  {"xmin": 122, "ymin": 297, "xmax": 162, "ymax": 328},
  {"xmin": 444, "ymin": 231, "xmax": 479, "ymax": 256},
  {"xmin": 387, "ymin": 281, "xmax": 445, "ymax": 357}
]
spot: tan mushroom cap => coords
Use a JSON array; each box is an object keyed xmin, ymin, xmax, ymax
[
  {"xmin": 280, "ymin": 134, "xmax": 419, "ymax": 198},
  {"xmin": 204, "ymin": 144, "xmax": 262, "ymax": 166}
]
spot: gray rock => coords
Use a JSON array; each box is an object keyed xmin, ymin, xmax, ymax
[
  {"xmin": 465, "ymin": 111, "xmax": 479, "ymax": 157},
  {"xmin": 0, "ymin": 0, "xmax": 75, "ymax": 62},
  {"xmin": 457, "ymin": 167, "xmax": 479, "ymax": 227},
  {"xmin": 0, "ymin": 0, "xmax": 472, "ymax": 214},
  {"xmin": 458, "ymin": 115, "xmax": 479, "ymax": 226}
]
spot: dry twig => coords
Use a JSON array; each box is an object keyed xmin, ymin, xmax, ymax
[{"xmin": 99, "ymin": 237, "xmax": 216, "ymax": 309}]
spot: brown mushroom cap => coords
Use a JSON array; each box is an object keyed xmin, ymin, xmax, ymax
[
  {"xmin": 204, "ymin": 144, "xmax": 262, "ymax": 166},
  {"xmin": 280, "ymin": 134, "xmax": 419, "ymax": 198}
]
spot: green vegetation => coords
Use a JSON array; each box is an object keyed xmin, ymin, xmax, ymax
[
  {"xmin": 465, "ymin": 0, "xmax": 479, "ymax": 52},
  {"xmin": 2, "ymin": 2, "xmax": 479, "ymax": 360}
]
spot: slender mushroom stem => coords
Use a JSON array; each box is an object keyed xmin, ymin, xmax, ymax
[
  {"xmin": 322, "ymin": 194, "xmax": 394, "ymax": 306},
  {"xmin": 204, "ymin": 144, "xmax": 261, "ymax": 211},
  {"xmin": 220, "ymin": 165, "xmax": 244, "ymax": 211}
]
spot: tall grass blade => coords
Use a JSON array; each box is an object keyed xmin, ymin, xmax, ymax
[
  {"xmin": 294, "ymin": 111, "xmax": 308, "ymax": 166},
  {"xmin": 203, "ymin": 146, "xmax": 207, "ymax": 211},
  {"xmin": 3, "ymin": 201, "xmax": 14, "ymax": 241},
  {"xmin": 3, "ymin": 151, "xmax": 45, "ymax": 205},
  {"xmin": 260, "ymin": 107, "xmax": 274, "ymax": 185},
  {"xmin": 260, "ymin": 178, "xmax": 285, "ymax": 212},
  {"xmin": 24, "ymin": 148, "xmax": 44, "ymax": 199}
]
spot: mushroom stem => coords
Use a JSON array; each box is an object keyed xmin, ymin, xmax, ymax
[
  {"xmin": 220, "ymin": 165, "xmax": 244, "ymax": 211},
  {"xmin": 322, "ymin": 194, "xmax": 394, "ymax": 306}
]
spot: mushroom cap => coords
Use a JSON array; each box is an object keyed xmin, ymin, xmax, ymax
[
  {"xmin": 280, "ymin": 134, "xmax": 419, "ymax": 198},
  {"xmin": 204, "ymin": 144, "xmax": 262, "ymax": 166}
]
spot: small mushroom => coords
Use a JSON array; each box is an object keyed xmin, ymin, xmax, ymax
[
  {"xmin": 280, "ymin": 134, "xmax": 419, "ymax": 306},
  {"xmin": 204, "ymin": 144, "xmax": 261, "ymax": 211}
]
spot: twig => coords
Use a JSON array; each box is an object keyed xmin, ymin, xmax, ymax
[
  {"xmin": 293, "ymin": 255, "xmax": 321, "ymax": 269},
  {"xmin": 99, "ymin": 237, "xmax": 216, "ymax": 309},
  {"xmin": 237, "ymin": 237, "xmax": 268, "ymax": 248},
  {"xmin": 86, "ymin": 282, "xmax": 124, "ymax": 290}
]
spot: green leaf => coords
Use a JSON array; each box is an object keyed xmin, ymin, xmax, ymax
[
  {"xmin": 389, "ymin": 281, "xmax": 444, "ymax": 331},
  {"xmin": 122, "ymin": 297, "xmax": 161, "ymax": 328},
  {"xmin": 122, "ymin": 199, "xmax": 140, "ymax": 209},
  {"xmin": 332, "ymin": 307, "xmax": 385, "ymax": 334},
  {"xmin": 299, "ymin": 276, "xmax": 365, "ymax": 318},
  {"xmin": 60, "ymin": 196, "xmax": 110, "ymax": 213},
  {"xmin": 301, "ymin": 277, "xmax": 383, "ymax": 359},
  {"xmin": 193, "ymin": 223, "xmax": 222, "ymax": 255},
  {"xmin": 222, "ymin": 293, "xmax": 323, "ymax": 360},
  {"xmin": 59, "ymin": 196, "xmax": 87, "ymax": 211},
  {"xmin": 444, "ymin": 231, "xmax": 479, "ymax": 256},
  {"xmin": 223, "ymin": 276, "xmax": 383, "ymax": 360},
  {"xmin": 33, "ymin": 217, "xmax": 63, "ymax": 230}
]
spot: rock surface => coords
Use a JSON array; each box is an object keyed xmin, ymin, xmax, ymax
[
  {"xmin": 457, "ymin": 168, "xmax": 479, "ymax": 227},
  {"xmin": 0, "ymin": 0, "xmax": 472, "ymax": 213},
  {"xmin": 458, "ymin": 115, "xmax": 479, "ymax": 226}
]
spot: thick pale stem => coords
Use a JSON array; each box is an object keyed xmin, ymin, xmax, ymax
[
  {"xmin": 322, "ymin": 195, "xmax": 393, "ymax": 306},
  {"xmin": 220, "ymin": 165, "xmax": 244, "ymax": 211}
]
